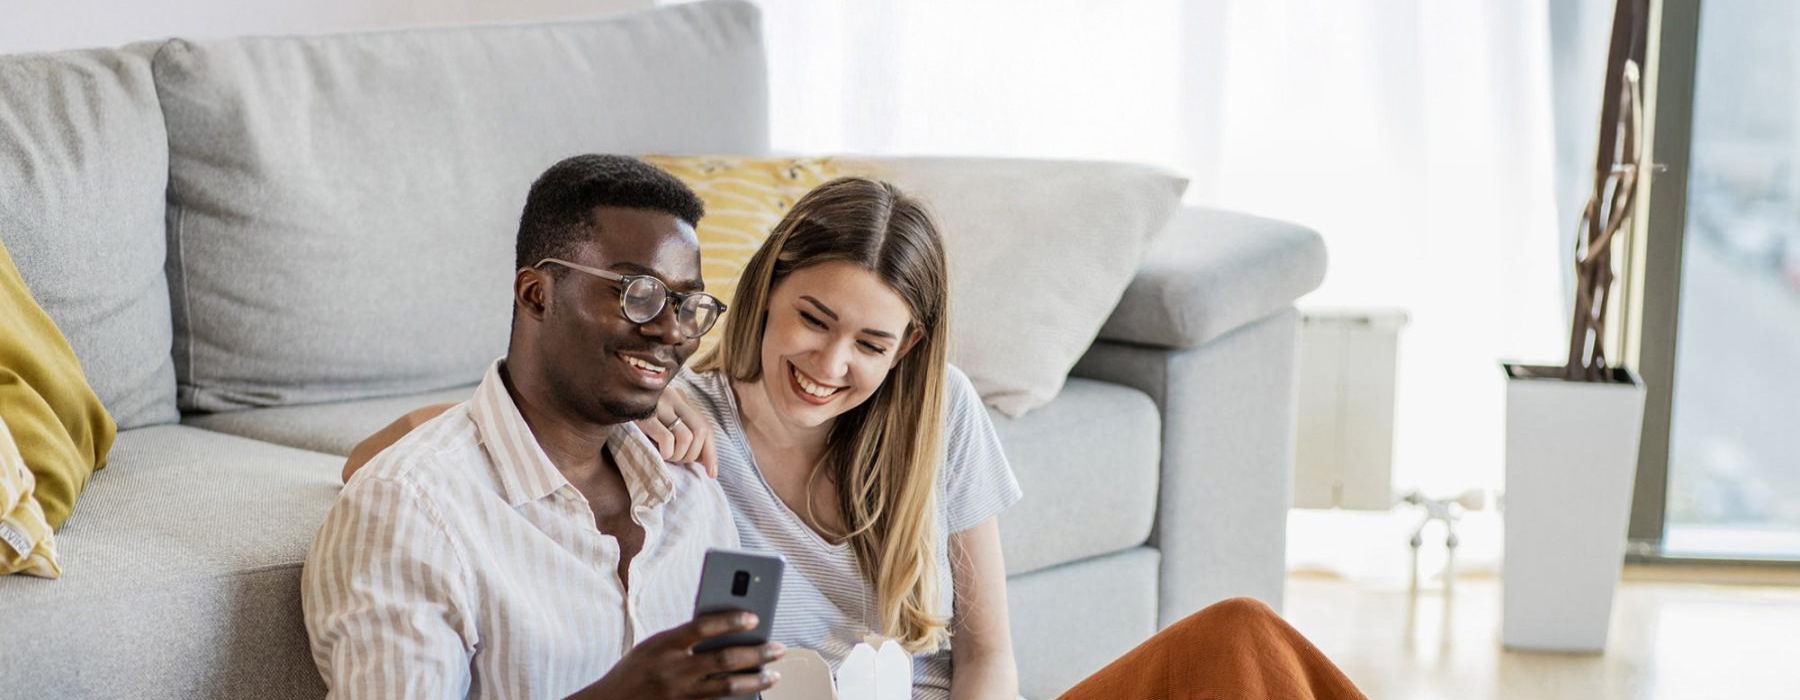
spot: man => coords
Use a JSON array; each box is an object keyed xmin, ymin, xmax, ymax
[{"xmin": 302, "ymin": 155, "xmax": 783, "ymax": 699}]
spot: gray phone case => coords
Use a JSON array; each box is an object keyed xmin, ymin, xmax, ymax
[{"xmin": 692, "ymin": 547, "xmax": 785, "ymax": 657}]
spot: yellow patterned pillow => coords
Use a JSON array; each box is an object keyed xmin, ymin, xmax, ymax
[
  {"xmin": 641, "ymin": 156, "xmax": 841, "ymax": 358},
  {"xmin": 0, "ymin": 415, "xmax": 60, "ymax": 578},
  {"xmin": 1, "ymin": 238, "xmax": 116, "ymax": 530}
]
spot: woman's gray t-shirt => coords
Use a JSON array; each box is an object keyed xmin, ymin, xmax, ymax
[{"xmin": 675, "ymin": 365, "xmax": 1023, "ymax": 700}]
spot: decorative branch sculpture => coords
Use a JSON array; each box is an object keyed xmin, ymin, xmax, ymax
[{"xmin": 1566, "ymin": 0, "xmax": 1652, "ymax": 382}]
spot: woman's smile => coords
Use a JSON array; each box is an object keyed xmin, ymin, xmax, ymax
[{"xmin": 787, "ymin": 361, "xmax": 847, "ymax": 404}]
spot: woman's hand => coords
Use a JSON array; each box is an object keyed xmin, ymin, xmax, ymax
[
  {"xmin": 342, "ymin": 402, "xmax": 457, "ymax": 483},
  {"xmin": 635, "ymin": 386, "xmax": 719, "ymax": 477}
]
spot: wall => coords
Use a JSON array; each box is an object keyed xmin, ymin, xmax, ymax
[{"xmin": 0, "ymin": 0, "xmax": 650, "ymax": 54}]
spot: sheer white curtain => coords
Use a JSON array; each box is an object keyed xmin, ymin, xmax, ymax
[
  {"xmin": 731, "ymin": 0, "xmax": 1567, "ymax": 577},
  {"xmin": 753, "ymin": 0, "xmax": 1192, "ymax": 170}
]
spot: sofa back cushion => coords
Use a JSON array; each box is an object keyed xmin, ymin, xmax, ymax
[
  {"xmin": 843, "ymin": 157, "xmax": 1187, "ymax": 416},
  {"xmin": 154, "ymin": 0, "xmax": 769, "ymax": 412},
  {"xmin": 0, "ymin": 45, "xmax": 179, "ymax": 429},
  {"xmin": 641, "ymin": 155, "xmax": 1186, "ymax": 417}
]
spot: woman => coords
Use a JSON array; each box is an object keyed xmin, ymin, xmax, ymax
[{"xmin": 345, "ymin": 177, "xmax": 1364, "ymax": 700}]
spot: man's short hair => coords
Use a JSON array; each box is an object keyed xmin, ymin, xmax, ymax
[{"xmin": 514, "ymin": 154, "xmax": 705, "ymax": 271}]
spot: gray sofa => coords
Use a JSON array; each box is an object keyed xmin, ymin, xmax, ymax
[{"xmin": 0, "ymin": 2, "xmax": 1325, "ymax": 698}]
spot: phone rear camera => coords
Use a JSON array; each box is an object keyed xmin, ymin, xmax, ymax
[{"xmin": 731, "ymin": 571, "xmax": 751, "ymax": 597}]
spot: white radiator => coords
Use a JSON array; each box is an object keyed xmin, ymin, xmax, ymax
[{"xmin": 1293, "ymin": 309, "xmax": 1407, "ymax": 511}]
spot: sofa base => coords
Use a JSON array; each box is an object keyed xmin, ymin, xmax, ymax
[
  {"xmin": 1008, "ymin": 547, "xmax": 1160, "ymax": 700},
  {"xmin": 0, "ymin": 426, "xmax": 339, "ymax": 698}
]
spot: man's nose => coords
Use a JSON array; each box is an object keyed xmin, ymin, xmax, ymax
[{"xmin": 637, "ymin": 301, "xmax": 686, "ymax": 344}]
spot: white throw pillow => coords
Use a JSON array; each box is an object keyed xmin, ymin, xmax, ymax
[{"xmin": 841, "ymin": 157, "xmax": 1188, "ymax": 417}]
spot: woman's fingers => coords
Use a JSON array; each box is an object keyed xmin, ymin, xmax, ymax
[
  {"xmin": 647, "ymin": 391, "xmax": 692, "ymax": 460},
  {"xmin": 643, "ymin": 387, "xmax": 716, "ymax": 470},
  {"xmin": 665, "ymin": 386, "xmax": 718, "ymax": 475},
  {"xmin": 674, "ymin": 414, "xmax": 707, "ymax": 464},
  {"xmin": 636, "ymin": 415, "xmax": 677, "ymax": 459},
  {"xmin": 698, "ymin": 426, "xmax": 718, "ymax": 478},
  {"xmin": 670, "ymin": 420, "xmax": 696, "ymax": 464}
]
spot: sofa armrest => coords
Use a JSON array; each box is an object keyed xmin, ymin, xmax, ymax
[
  {"xmin": 1074, "ymin": 204, "xmax": 1325, "ymax": 625},
  {"xmin": 1099, "ymin": 207, "xmax": 1327, "ymax": 349},
  {"xmin": 1074, "ymin": 309, "xmax": 1302, "ymax": 626}
]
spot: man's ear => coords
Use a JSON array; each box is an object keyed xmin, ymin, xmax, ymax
[{"xmin": 515, "ymin": 267, "xmax": 552, "ymax": 322}]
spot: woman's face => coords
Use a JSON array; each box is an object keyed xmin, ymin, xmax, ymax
[{"xmin": 755, "ymin": 261, "xmax": 919, "ymax": 430}]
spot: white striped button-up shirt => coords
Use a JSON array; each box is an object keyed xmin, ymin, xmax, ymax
[{"xmin": 302, "ymin": 360, "xmax": 739, "ymax": 699}]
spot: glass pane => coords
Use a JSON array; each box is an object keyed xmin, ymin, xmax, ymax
[{"xmin": 1664, "ymin": 0, "xmax": 1800, "ymax": 559}]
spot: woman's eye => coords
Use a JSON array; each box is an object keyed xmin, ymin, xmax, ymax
[
  {"xmin": 799, "ymin": 311, "xmax": 827, "ymax": 329},
  {"xmin": 859, "ymin": 341, "xmax": 889, "ymax": 355}
]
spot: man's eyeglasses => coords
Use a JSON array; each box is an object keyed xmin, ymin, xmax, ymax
[{"xmin": 535, "ymin": 258, "xmax": 726, "ymax": 338}]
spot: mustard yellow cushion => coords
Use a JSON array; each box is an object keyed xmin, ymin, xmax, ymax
[
  {"xmin": 0, "ymin": 415, "xmax": 60, "ymax": 578},
  {"xmin": 0, "ymin": 238, "xmax": 116, "ymax": 531},
  {"xmin": 641, "ymin": 156, "xmax": 842, "ymax": 358}
]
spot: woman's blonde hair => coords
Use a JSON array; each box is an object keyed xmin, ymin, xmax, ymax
[{"xmin": 695, "ymin": 176, "xmax": 952, "ymax": 652}]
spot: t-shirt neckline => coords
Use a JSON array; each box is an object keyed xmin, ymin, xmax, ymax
[{"xmin": 712, "ymin": 370, "xmax": 854, "ymax": 553}]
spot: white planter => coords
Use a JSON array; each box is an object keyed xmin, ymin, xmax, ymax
[{"xmin": 1500, "ymin": 364, "xmax": 1645, "ymax": 652}]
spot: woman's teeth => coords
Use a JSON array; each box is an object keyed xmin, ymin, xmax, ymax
[
  {"xmin": 792, "ymin": 365, "xmax": 840, "ymax": 398},
  {"xmin": 624, "ymin": 356, "xmax": 666, "ymax": 375}
]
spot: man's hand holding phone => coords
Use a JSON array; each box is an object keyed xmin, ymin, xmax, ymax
[{"xmin": 575, "ymin": 611, "xmax": 783, "ymax": 699}]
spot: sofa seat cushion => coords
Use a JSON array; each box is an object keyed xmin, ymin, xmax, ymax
[
  {"xmin": 187, "ymin": 377, "xmax": 1159, "ymax": 576},
  {"xmin": 0, "ymin": 425, "xmax": 341, "ymax": 698},
  {"xmin": 188, "ymin": 375, "xmax": 1159, "ymax": 576},
  {"xmin": 993, "ymin": 378, "xmax": 1159, "ymax": 575},
  {"xmin": 183, "ymin": 384, "xmax": 476, "ymax": 457}
]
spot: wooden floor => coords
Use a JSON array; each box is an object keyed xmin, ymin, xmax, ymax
[{"xmin": 1283, "ymin": 566, "xmax": 1800, "ymax": 699}]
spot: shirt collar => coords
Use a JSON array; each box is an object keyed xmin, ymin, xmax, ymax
[
  {"xmin": 609, "ymin": 421, "xmax": 677, "ymax": 510},
  {"xmin": 469, "ymin": 359, "xmax": 676, "ymax": 509}
]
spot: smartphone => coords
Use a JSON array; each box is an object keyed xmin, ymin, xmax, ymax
[{"xmin": 692, "ymin": 548, "xmax": 785, "ymax": 663}]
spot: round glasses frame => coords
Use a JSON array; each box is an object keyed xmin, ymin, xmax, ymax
[{"xmin": 534, "ymin": 257, "xmax": 726, "ymax": 337}]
